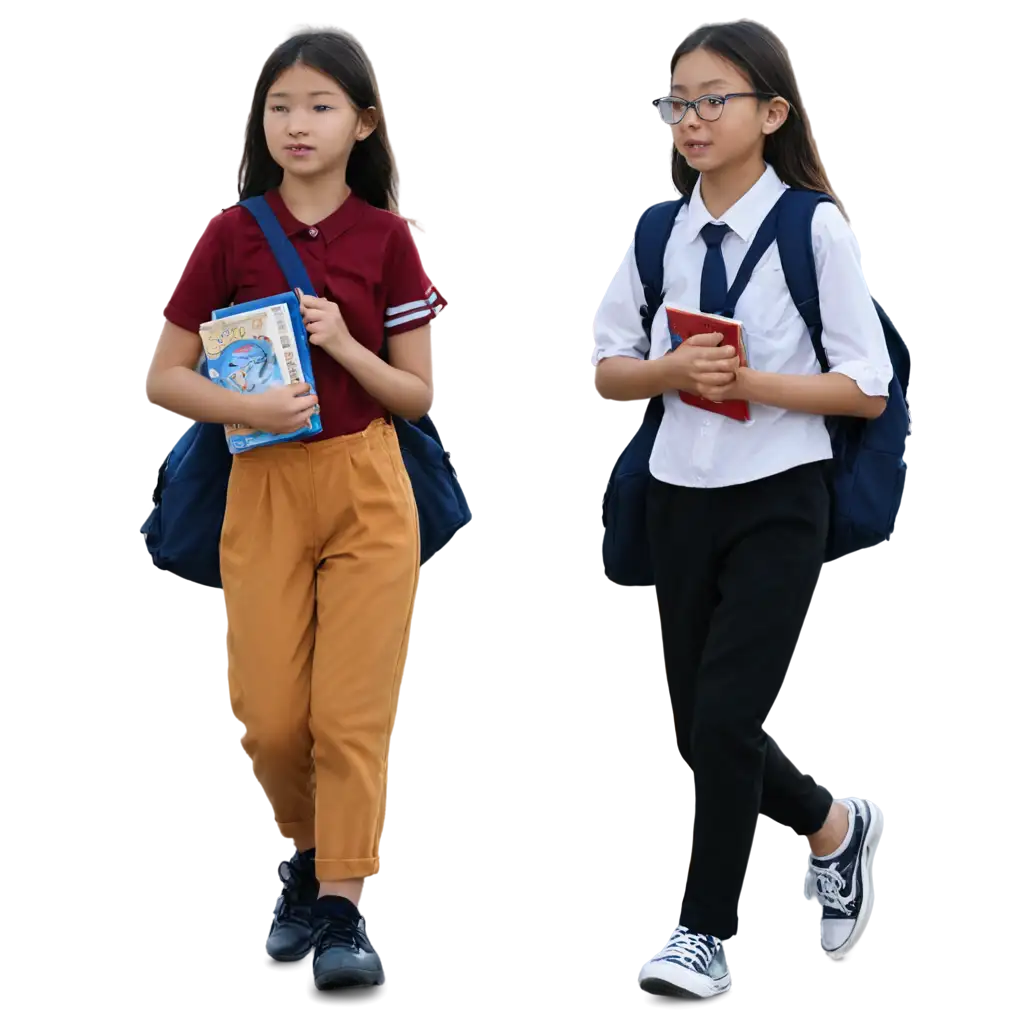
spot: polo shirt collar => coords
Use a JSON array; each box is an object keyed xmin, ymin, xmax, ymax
[{"xmin": 264, "ymin": 188, "xmax": 365, "ymax": 244}]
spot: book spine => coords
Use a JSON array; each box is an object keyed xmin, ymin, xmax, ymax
[{"xmin": 270, "ymin": 303, "xmax": 306, "ymax": 386}]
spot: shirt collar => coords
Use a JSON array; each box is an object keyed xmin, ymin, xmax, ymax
[
  {"xmin": 681, "ymin": 163, "xmax": 787, "ymax": 244},
  {"xmin": 264, "ymin": 188, "xmax": 366, "ymax": 244}
]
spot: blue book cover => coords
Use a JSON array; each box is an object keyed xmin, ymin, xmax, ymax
[{"xmin": 198, "ymin": 290, "xmax": 322, "ymax": 454}]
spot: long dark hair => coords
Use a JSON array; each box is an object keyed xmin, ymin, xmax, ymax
[
  {"xmin": 670, "ymin": 20, "xmax": 844, "ymax": 216},
  {"xmin": 238, "ymin": 29, "xmax": 398, "ymax": 211}
]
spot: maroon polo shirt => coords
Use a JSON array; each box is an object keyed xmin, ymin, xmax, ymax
[{"xmin": 164, "ymin": 189, "xmax": 446, "ymax": 441}]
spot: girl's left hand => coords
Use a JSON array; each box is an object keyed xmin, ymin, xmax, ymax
[
  {"xmin": 696, "ymin": 364, "xmax": 754, "ymax": 403},
  {"xmin": 298, "ymin": 289, "xmax": 355, "ymax": 358}
]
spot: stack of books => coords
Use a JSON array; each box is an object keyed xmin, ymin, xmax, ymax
[{"xmin": 198, "ymin": 290, "xmax": 322, "ymax": 452}]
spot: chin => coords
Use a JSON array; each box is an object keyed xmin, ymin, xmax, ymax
[{"xmin": 682, "ymin": 153, "xmax": 725, "ymax": 174}]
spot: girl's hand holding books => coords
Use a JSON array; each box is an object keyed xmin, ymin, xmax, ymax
[
  {"xmin": 694, "ymin": 366, "xmax": 752, "ymax": 403},
  {"xmin": 243, "ymin": 383, "xmax": 320, "ymax": 435},
  {"xmin": 661, "ymin": 332, "xmax": 736, "ymax": 395},
  {"xmin": 685, "ymin": 332, "xmax": 748, "ymax": 401},
  {"xmin": 298, "ymin": 289, "xmax": 355, "ymax": 362}
]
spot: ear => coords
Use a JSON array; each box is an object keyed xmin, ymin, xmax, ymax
[
  {"xmin": 355, "ymin": 106, "xmax": 380, "ymax": 142},
  {"xmin": 761, "ymin": 96, "xmax": 790, "ymax": 137}
]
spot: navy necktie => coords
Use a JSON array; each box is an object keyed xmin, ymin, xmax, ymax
[{"xmin": 699, "ymin": 222, "xmax": 731, "ymax": 314}]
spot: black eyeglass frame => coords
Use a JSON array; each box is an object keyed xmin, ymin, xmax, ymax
[{"xmin": 652, "ymin": 91, "xmax": 777, "ymax": 124}]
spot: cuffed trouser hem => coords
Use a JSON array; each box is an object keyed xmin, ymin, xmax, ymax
[{"xmin": 315, "ymin": 856, "xmax": 380, "ymax": 882}]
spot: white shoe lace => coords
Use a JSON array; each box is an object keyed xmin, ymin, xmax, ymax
[
  {"xmin": 653, "ymin": 927, "xmax": 719, "ymax": 972},
  {"xmin": 805, "ymin": 861, "xmax": 854, "ymax": 916}
]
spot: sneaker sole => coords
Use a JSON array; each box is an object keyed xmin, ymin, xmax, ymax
[
  {"xmin": 827, "ymin": 799, "xmax": 883, "ymax": 961},
  {"xmin": 260, "ymin": 933, "xmax": 315, "ymax": 970},
  {"xmin": 638, "ymin": 966, "xmax": 731, "ymax": 999},
  {"xmin": 309, "ymin": 966, "xmax": 389, "ymax": 991}
]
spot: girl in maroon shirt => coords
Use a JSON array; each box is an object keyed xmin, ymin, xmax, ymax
[{"xmin": 146, "ymin": 29, "xmax": 445, "ymax": 991}]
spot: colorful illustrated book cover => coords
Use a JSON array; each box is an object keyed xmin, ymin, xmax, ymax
[{"xmin": 198, "ymin": 291, "xmax": 322, "ymax": 453}]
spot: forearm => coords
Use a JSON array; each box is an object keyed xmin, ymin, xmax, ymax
[
  {"xmin": 324, "ymin": 338, "xmax": 433, "ymax": 420},
  {"xmin": 743, "ymin": 368, "xmax": 886, "ymax": 419},
  {"xmin": 595, "ymin": 356, "xmax": 670, "ymax": 401},
  {"xmin": 147, "ymin": 366, "xmax": 249, "ymax": 424}
]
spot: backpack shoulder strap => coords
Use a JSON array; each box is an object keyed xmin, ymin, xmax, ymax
[
  {"xmin": 238, "ymin": 196, "xmax": 317, "ymax": 297},
  {"xmin": 634, "ymin": 198, "xmax": 687, "ymax": 345},
  {"xmin": 774, "ymin": 188, "xmax": 834, "ymax": 373}
]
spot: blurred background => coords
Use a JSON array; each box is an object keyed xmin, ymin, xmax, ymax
[{"xmin": 1, "ymin": 1, "xmax": 1018, "ymax": 1020}]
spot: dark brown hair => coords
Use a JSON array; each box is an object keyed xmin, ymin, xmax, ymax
[{"xmin": 670, "ymin": 20, "xmax": 845, "ymax": 216}]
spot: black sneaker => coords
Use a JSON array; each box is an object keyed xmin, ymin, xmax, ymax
[
  {"xmin": 638, "ymin": 926, "xmax": 731, "ymax": 998},
  {"xmin": 312, "ymin": 896, "xmax": 385, "ymax": 990},
  {"xmin": 805, "ymin": 797, "xmax": 884, "ymax": 959},
  {"xmin": 266, "ymin": 848, "xmax": 319, "ymax": 962}
]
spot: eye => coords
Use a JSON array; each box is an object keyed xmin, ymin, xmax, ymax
[
  {"xmin": 705, "ymin": 96, "xmax": 725, "ymax": 107},
  {"xmin": 269, "ymin": 105, "xmax": 287, "ymax": 113},
  {"xmin": 313, "ymin": 104, "xmax": 334, "ymax": 113}
]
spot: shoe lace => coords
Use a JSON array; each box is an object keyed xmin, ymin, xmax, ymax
[
  {"xmin": 314, "ymin": 914, "xmax": 363, "ymax": 954},
  {"xmin": 655, "ymin": 927, "xmax": 719, "ymax": 972},
  {"xmin": 807, "ymin": 861, "xmax": 854, "ymax": 915},
  {"xmin": 275, "ymin": 857, "xmax": 314, "ymax": 921}
]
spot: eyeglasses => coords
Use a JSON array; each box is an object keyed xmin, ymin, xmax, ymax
[{"xmin": 652, "ymin": 92, "xmax": 775, "ymax": 125}]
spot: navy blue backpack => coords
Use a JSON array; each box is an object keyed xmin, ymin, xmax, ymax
[
  {"xmin": 602, "ymin": 188, "xmax": 910, "ymax": 586},
  {"xmin": 142, "ymin": 195, "xmax": 470, "ymax": 588}
]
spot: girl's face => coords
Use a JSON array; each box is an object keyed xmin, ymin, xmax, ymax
[
  {"xmin": 668, "ymin": 48, "xmax": 788, "ymax": 175},
  {"xmin": 263, "ymin": 63, "xmax": 377, "ymax": 180}
]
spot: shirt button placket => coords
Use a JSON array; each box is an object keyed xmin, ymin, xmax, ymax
[{"xmin": 694, "ymin": 418, "xmax": 715, "ymax": 486}]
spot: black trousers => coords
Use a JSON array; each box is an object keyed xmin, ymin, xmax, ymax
[{"xmin": 647, "ymin": 460, "xmax": 834, "ymax": 940}]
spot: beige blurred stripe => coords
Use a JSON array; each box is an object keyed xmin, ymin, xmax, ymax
[{"xmin": 376, "ymin": 569, "xmax": 688, "ymax": 897}]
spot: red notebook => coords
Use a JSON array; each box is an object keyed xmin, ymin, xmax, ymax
[{"xmin": 665, "ymin": 306, "xmax": 750, "ymax": 422}]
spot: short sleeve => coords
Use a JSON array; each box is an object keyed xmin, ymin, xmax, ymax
[
  {"xmin": 812, "ymin": 204, "xmax": 892, "ymax": 397},
  {"xmin": 383, "ymin": 220, "xmax": 446, "ymax": 336},
  {"xmin": 163, "ymin": 210, "xmax": 236, "ymax": 334},
  {"xmin": 592, "ymin": 241, "xmax": 650, "ymax": 365}
]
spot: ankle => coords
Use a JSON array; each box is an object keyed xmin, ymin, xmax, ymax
[
  {"xmin": 808, "ymin": 801, "xmax": 851, "ymax": 858},
  {"xmin": 318, "ymin": 879, "xmax": 364, "ymax": 906}
]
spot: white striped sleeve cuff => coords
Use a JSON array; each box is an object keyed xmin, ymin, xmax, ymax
[{"xmin": 385, "ymin": 289, "xmax": 446, "ymax": 331}]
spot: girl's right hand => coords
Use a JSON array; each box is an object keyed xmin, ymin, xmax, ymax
[
  {"xmin": 660, "ymin": 333, "xmax": 737, "ymax": 393},
  {"xmin": 242, "ymin": 383, "xmax": 320, "ymax": 434}
]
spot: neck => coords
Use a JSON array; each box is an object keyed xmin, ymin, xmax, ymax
[
  {"xmin": 699, "ymin": 153, "xmax": 767, "ymax": 219},
  {"xmin": 277, "ymin": 169, "xmax": 351, "ymax": 226}
]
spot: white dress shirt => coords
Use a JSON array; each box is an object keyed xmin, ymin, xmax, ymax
[{"xmin": 592, "ymin": 164, "xmax": 893, "ymax": 488}]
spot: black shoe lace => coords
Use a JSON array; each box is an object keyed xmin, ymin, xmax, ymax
[
  {"xmin": 314, "ymin": 914, "xmax": 364, "ymax": 955},
  {"xmin": 275, "ymin": 857, "xmax": 314, "ymax": 923}
]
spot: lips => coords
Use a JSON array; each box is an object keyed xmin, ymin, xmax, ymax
[{"xmin": 286, "ymin": 145, "xmax": 314, "ymax": 153}]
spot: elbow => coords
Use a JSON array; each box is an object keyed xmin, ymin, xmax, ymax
[
  {"xmin": 146, "ymin": 367, "xmax": 174, "ymax": 410},
  {"xmin": 404, "ymin": 382, "xmax": 433, "ymax": 422},
  {"xmin": 594, "ymin": 364, "xmax": 613, "ymax": 400},
  {"xmin": 862, "ymin": 395, "xmax": 887, "ymax": 419},
  {"xmin": 145, "ymin": 370, "xmax": 162, "ymax": 407}
]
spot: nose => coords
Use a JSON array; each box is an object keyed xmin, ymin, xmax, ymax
[
  {"xmin": 680, "ymin": 103, "xmax": 702, "ymax": 127},
  {"xmin": 287, "ymin": 116, "xmax": 310, "ymax": 137}
]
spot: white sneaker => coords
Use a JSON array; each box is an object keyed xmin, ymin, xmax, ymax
[
  {"xmin": 805, "ymin": 797, "xmax": 884, "ymax": 959},
  {"xmin": 638, "ymin": 926, "xmax": 731, "ymax": 998}
]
